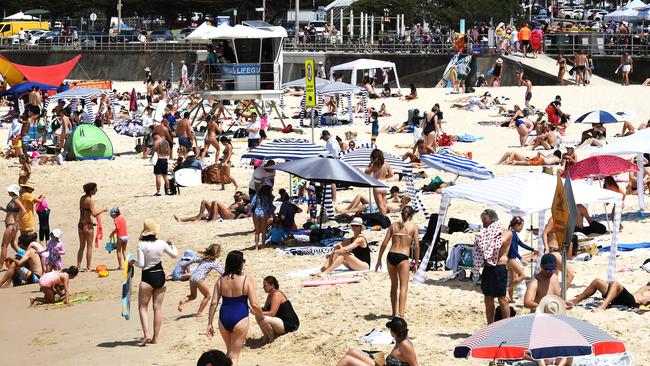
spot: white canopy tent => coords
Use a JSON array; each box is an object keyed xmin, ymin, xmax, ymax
[
  {"xmin": 330, "ymin": 59, "xmax": 402, "ymax": 90},
  {"xmin": 324, "ymin": 0, "xmax": 359, "ymax": 11},
  {"xmin": 593, "ymin": 128, "xmax": 650, "ymax": 211},
  {"xmin": 186, "ymin": 22, "xmax": 288, "ymax": 41},
  {"xmin": 604, "ymin": 0, "xmax": 649, "ymax": 21},
  {"xmin": 3, "ymin": 12, "xmax": 37, "ymax": 20},
  {"xmin": 413, "ymin": 173, "xmax": 623, "ymax": 284}
]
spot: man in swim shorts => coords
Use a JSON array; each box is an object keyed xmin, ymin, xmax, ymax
[
  {"xmin": 176, "ymin": 111, "xmax": 194, "ymax": 154},
  {"xmin": 568, "ymin": 279, "xmax": 650, "ymax": 311}
]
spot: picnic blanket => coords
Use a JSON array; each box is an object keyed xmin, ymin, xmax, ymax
[
  {"xmin": 599, "ymin": 242, "xmax": 650, "ymax": 252},
  {"xmin": 278, "ymin": 246, "xmax": 334, "ymax": 256}
]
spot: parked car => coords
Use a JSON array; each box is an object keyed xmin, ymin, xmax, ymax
[
  {"xmin": 36, "ymin": 29, "xmax": 62, "ymax": 44},
  {"xmin": 111, "ymin": 28, "xmax": 141, "ymax": 42},
  {"xmin": 571, "ymin": 8, "xmax": 584, "ymax": 19},
  {"xmin": 533, "ymin": 15, "xmax": 551, "ymax": 25},
  {"xmin": 558, "ymin": 7, "xmax": 573, "ymax": 18},
  {"xmin": 587, "ymin": 9, "xmax": 608, "ymax": 21},
  {"xmin": 149, "ymin": 29, "xmax": 173, "ymax": 42},
  {"xmin": 176, "ymin": 27, "xmax": 195, "ymax": 41},
  {"xmin": 175, "ymin": 14, "xmax": 187, "ymax": 25},
  {"xmin": 78, "ymin": 31, "xmax": 108, "ymax": 46}
]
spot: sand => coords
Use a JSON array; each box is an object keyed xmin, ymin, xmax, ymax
[{"xmin": 0, "ymin": 81, "xmax": 649, "ymax": 366}]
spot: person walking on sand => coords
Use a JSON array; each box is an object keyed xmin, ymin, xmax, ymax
[
  {"xmin": 130, "ymin": 219, "xmax": 178, "ymax": 346},
  {"xmin": 556, "ymin": 53, "xmax": 567, "ymax": 86},
  {"xmin": 218, "ymin": 136, "xmax": 238, "ymax": 190},
  {"xmin": 109, "ymin": 207, "xmax": 128, "ymax": 270},
  {"xmin": 153, "ymin": 137, "xmax": 171, "ymax": 196},
  {"xmin": 207, "ymin": 250, "xmax": 262, "ymax": 366},
  {"xmin": 523, "ymin": 74, "xmax": 533, "ymax": 109},
  {"xmin": 473, "ymin": 209, "xmax": 511, "ymax": 324},
  {"xmin": 376, "ymin": 206, "xmax": 420, "ymax": 318},
  {"xmin": 176, "ymin": 112, "xmax": 194, "ymax": 155},
  {"xmin": 619, "ymin": 52, "xmax": 633, "ymax": 86},
  {"xmin": 201, "ymin": 115, "xmax": 222, "ymax": 162},
  {"xmin": 178, "ymin": 244, "xmax": 224, "ymax": 317},
  {"xmin": 1, "ymin": 184, "xmax": 25, "ymax": 267},
  {"xmin": 574, "ymin": 50, "xmax": 587, "ymax": 86},
  {"xmin": 519, "ymin": 23, "xmax": 531, "ymax": 58},
  {"xmin": 77, "ymin": 182, "xmax": 107, "ymax": 272}
]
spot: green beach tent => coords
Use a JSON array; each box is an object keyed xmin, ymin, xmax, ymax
[{"xmin": 65, "ymin": 124, "xmax": 114, "ymax": 160}]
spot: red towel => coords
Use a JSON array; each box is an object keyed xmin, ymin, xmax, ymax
[{"xmin": 95, "ymin": 215, "xmax": 103, "ymax": 249}]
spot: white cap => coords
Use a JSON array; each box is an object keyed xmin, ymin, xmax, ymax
[
  {"xmin": 51, "ymin": 229, "xmax": 63, "ymax": 239},
  {"xmin": 186, "ymin": 151, "xmax": 196, "ymax": 157},
  {"xmin": 6, "ymin": 184, "xmax": 20, "ymax": 196}
]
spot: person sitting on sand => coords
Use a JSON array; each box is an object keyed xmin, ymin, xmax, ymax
[
  {"xmin": 336, "ymin": 317, "xmax": 418, "ymax": 366},
  {"xmin": 197, "ymin": 349, "xmax": 232, "ymax": 366},
  {"xmin": 178, "ymin": 244, "xmax": 223, "ymax": 317},
  {"xmin": 0, "ymin": 232, "xmax": 44, "ymax": 288},
  {"xmin": 619, "ymin": 119, "xmax": 647, "ymax": 136},
  {"xmin": 336, "ymin": 187, "xmax": 410, "ymax": 215},
  {"xmin": 529, "ymin": 124, "xmax": 559, "ymax": 150},
  {"xmin": 253, "ymin": 276, "xmax": 300, "ymax": 343},
  {"xmin": 541, "ymin": 217, "xmax": 574, "ymax": 288},
  {"xmin": 313, "ymin": 218, "xmax": 370, "ymax": 276},
  {"xmin": 376, "ymin": 207, "xmax": 420, "ymax": 318},
  {"xmin": 378, "ymin": 103, "xmax": 390, "ymax": 117},
  {"xmin": 496, "ymin": 150, "xmax": 562, "ymax": 166},
  {"xmin": 557, "ymin": 145, "xmax": 577, "ymax": 176},
  {"xmin": 30, "ymin": 266, "xmax": 78, "ymax": 306},
  {"xmin": 568, "ymin": 279, "xmax": 650, "ymax": 311},
  {"xmin": 578, "ymin": 123, "xmax": 606, "ymax": 148},
  {"xmin": 404, "ymin": 84, "xmax": 417, "ymax": 101},
  {"xmin": 402, "ymin": 139, "xmax": 436, "ymax": 166},
  {"xmin": 174, "ymin": 192, "xmax": 249, "ymax": 222},
  {"xmin": 524, "ymin": 254, "xmax": 561, "ymax": 312},
  {"xmin": 362, "ymin": 77, "xmax": 381, "ymax": 99}
]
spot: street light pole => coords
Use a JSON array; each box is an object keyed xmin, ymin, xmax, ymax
[{"xmin": 117, "ymin": 0, "xmax": 123, "ymax": 34}]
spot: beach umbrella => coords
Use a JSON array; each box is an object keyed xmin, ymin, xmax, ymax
[
  {"xmin": 241, "ymin": 138, "xmax": 326, "ymax": 161},
  {"xmin": 561, "ymin": 155, "xmax": 639, "ymax": 180},
  {"xmin": 574, "ymin": 110, "xmax": 622, "ymax": 124},
  {"xmin": 129, "ymin": 88, "xmax": 137, "ymax": 112},
  {"xmin": 420, "ymin": 152, "xmax": 494, "ymax": 180},
  {"xmin": 454, "ymin": 313, "xmax": 626, "ymax": 361}
]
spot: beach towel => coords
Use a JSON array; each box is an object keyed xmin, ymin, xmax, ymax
[
  {"xmin": 277, "ymin": 247, "xmax": 334, "ymax": 256},
  {"xmin": 360, "ymin": 329, "xmax": 395, "ymax": 345},
  {"xmin": 95, "ymin": 216, "xmax": 103, "ymax": 249},
  {"xmin": 599, "ymin": 242, "xmax": 650, "ymax": 252},
  {"xmin": 456, "ymin": 134, "xmax": 484, "ymax": 143}
]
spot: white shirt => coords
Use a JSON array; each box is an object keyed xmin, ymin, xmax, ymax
[
  {"xmin": 7, "ymin": 118, "xmax": 22, "ymax": 144},
  {"xmin": 325, "ymin": 136, "xmax": 341, "ymax": 157},
  {"xmin": 247, "ymin": 119, "xmax": 261, "ymax": 139},
  {"xmin": 142, "ymin": 114, "xmax": 154, "ymax": 128},
  {"xmin": 382, "ymin": 70, "xmax": 389, "ymax": 85},
  {"xmin": 248, "ymin": 167, "xmax": 276, "ymax": 190},
  {"xmin": 135, "ymin": 239, "xmax": 178, "ymax": 270},
  {"xmin": 19, "ymin": 30, "xmax": 26, "ymax": 40},
  {"xmin": 181, "ymin": 64, "xmax": 188, "ymax": 78}
]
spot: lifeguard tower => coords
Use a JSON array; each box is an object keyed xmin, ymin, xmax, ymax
[{"xmin": 185, "ymin": 21, "xmax": 288, "ymax": 124}]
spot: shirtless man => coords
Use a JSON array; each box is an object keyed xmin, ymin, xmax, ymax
[
  {"xmin": 56, "ymin": 109, "xmax": 72, "ymax": 153},
  {"xmin": 524, "ymin": 253, "xmax": 562, "ymax": 312},
  {"xmin": 153, "ymin": 122, "xmax": 174, "ymax": 159},
  {"xmin": 176, "ymin": 112, "xmax": 194, "ymax": 155},
  {"xmin": 568, "ymin": 280, "xmax": 650, "ymax": 311},
  {"xmin": 542, "ymin": 217, "xmax": 575, "ymax": 288},
  {"xmin": 574, "ymin": 50, "xmax": 587, "ymax": 86},
  {"xmin": 402, "ymin": 139, "xmax": 436, "ymax": 166},
  {"xmin": 530, "ymin": 124, "xmax": 559, "ymax": 150},
  {"xmin": 0, "ymin": 232, "xmax": 44, "ymax": 288},
  {"xmin": 28, "ymin": 86, "xmax": 42, "ymax": 115},
  {"xmin": 19, "ymin": 114, "xmax": 32, "ymax": 156},
  {"xmin": 146, "ymin": 79, "xmax": 154, "ymax": 106}
]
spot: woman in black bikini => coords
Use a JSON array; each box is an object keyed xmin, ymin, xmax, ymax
[
  {"xmin": 422, "ymin": 104, "xmax": 442, "ymax": 148},
  {"xmin": 376, "ymin": 207, "xmax": 420, "ymax": 318},
  {"xmin": 314, "ymin": 217, "xmax": 370, "ymax": 276},
  {"xmin": 219, "ymin": 136, "xmax": 238, "ymax": 190},
  {"xmin": 253, "ymin": 276, "xmax": 300, "ymax": 343},
  {"xmin": 556, "ymin": 53, "xmax": 566, "ymax": 86},
  {"xmin": 1, "ymin": 184, "xmax": 26, "ymax": 266},
  {"xmin": 77, "ymin": 183, "xmax": 107, "ymax": 271}
]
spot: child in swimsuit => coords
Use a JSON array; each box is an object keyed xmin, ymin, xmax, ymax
[
  {"xmin": 43, "ymin": 229, "xmax": 65, "ymax": 271},
  {"xmin": 109, "ymin": 207, "xmax": 128, "ymax": 270},
  {"xmin": 178, "ymin": 244, "xmax": 223, "ymax": 316}
]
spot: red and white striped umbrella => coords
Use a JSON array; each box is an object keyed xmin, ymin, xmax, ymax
[
  {"xmin": 454, "ymin": 313, "xmax": 626, "ymax": 361},
  {"xmin": 561, "ymin": 155, "xmax": 639, "ymax": 180}
]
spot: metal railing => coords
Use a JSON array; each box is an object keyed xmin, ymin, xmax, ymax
[
  {"xmin": 0, "ymin": 35, "xmax": 208, "ymax": 51},
  {"xmin": 544, "ymin": 32, "xmax": 650, "ymax": 56},
  {"xmin": 282, "ymin": 34, "xmax": 476, "ymax": 54},
  {"xmin": 188, "ymin": 62, "xmax": 281, "ymax": 92}
]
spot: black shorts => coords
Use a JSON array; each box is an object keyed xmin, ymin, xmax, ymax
[
  {"xmin": 607, "ymin": 285, "xmax": 639, "ymax": 308},
  {"xmin": 146, "ymin": 95, "xmax": 152, "ymax": 104},
  {"xmin": 481, "ymin": 264, "xmax": 508, "ymax": 298},
  {"xmin": 153, "ymin": 158, "xmax": 168, "ymax": 175},
  {"xmin": 259, "ymin": 130, "xmax": 267, "ymax": 139},
  {"xmin": 248, "ymin": 138, "xmax": 260, "ymax": 149},
  {"xmin": 521, "ymin": 40, "xmax": 530, "ymax": 47},
  {"xmin": 39, "ymin": 226, "xmax": 50, "ymax": 242},
  {"xmin": 525, "ymin": 92, "xmax": 532, "ymax": 101}
]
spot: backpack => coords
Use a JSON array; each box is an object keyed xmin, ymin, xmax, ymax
[
  {"xmin": 168, "ymin": 178, "xmax": 180, "ymax": 195},
  {"xmin": 448, "ymin": 218, "xmax": 469, "ymax": 234},
  {"xmin": 361, "ymin": 213, "xmax": 391, "ymax": 229}
]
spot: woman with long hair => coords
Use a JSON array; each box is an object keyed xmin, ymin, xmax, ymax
[
  {"xmin": 253, "ymin": 276, "xmax": 300, "ymax": 343},
  {"xmin": 207, "ymin": 250, "xmax": 261, "ymax": 366},
  {"xmin": 77, "ymin": 182, "xmax": 107, "ymax": 271},
  {"xmin": 505, "ymin": 216, "xmax": 537, "ymax": 302},
  {"xmin": 1, "ymin": 184, "xmax": 25, "ymax": 267},
  {"xmin": 250, "ymin": 185, "xmax": 274, "ymax": 250},
  {"xmin": 376, "ymin": 206, "xmax": 420, "ymax": 318},
  {"xmin": 201, "ymin": 115, "xmax": 222, "ymax": 162},
  {"xmin": 219, "ymin": 136, "xmax": 238, "ymax": 190},
  {"xmin": 130, "ymin": 219, "xmax": 178, "ymax": 346},
  {"xmin": 178, "ymin": 244, "xmax": 224, "ymax": 316},
  {"xmin": 556, "ymin": 53, "xmax": 566, "ymax": 86},
  {"xmin": 364, "ymin": 149, "xmax": 394, "ymax": 216}
]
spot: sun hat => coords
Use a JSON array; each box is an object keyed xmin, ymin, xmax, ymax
[
  {"xmin": 20, "ymin": 180, "xmax": 37, "ymax": 190},
  {"xmin": 496, "ymin": 58, "xmax": 503, "ymax": 64},
  {"xmin": 385, "ymin": 317, "xmax": 408, "ymax": 334},
  {"xmin": 350, "ymin": 217, "xmax": 364, "ymax": 227},
  {"xmin": 186, "ymin": 151, "xmax": 196, "ymax": 158},
  {"xmin": 141, "ymin": 218, "xmax": 160, "ymax": 237},
  {"xmin": 144, "ymin": 67, "xmax": 151, "ymax": 71},
  {"xmin": 537, "ymin": 294, "xmax": 567, "ymax": 315},
  {"xmin": 51, "ymin": 229, "xmax": 63, "ymax": 239},
  {"xmin": 540, "ymin": 253, "xmax": 557, "ymax": 270},
  {"xmin": 6, "ymin": 184, "xmax": 20, "ymax": 196}
]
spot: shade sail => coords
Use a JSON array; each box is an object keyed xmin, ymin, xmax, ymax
[
  {"xmin": 186, "ymin": 22, "xmax": 287, "ymax": 40},
  {"xmin": 269, "ymin": 156, "xmax": 388, "ymax": 187},
  {"xmin": 0, "ymin": 54, "xmax": 81, "ymax": 87},
  {"xmin": 241, "ymin": 138, "xmax": 327, "ymax": 161}
]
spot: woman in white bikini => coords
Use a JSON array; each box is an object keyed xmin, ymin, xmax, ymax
[{"xmin": 364, "ymin": 149, "xmax": 394, "ymax": 216}]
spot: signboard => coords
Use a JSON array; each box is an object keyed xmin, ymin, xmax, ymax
[
  {"xmin": 89, "ymin": 13, "xmax": 97, "ymax": 21},
  {"xmin": 551, "ymin": 175, "xmax": 578, "ymax": 250},
  {"xmin": 216, "ymin": 16, "xmax": 231, "ymax": 26},
  {"xmin": 221, "ymin": 64, "xmax": 261, "ymax": 76},
  {"xmin": 305, "ymin": 58, "xmax": 316, "ymax": 108}
]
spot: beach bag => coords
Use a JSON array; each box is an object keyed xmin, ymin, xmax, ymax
[
  {"xmin": 418, "ymin": 236, "xmax": 448, "ymax": 271},
  {"xmin": 448, "ymin": 218, "xmax": 469, "ymax": 234},
  {"xmin": 334, "ymin": 213, "xmax": 353, "ymax": 224},
  {"xmin": 281, "ymin": 124, "xmax": 294, "ymax": 133},
  {"xmin": 437, "ymin": 133, "xmax": 454, "ymax": 147},
  {"xmin": 362, "ymin": 213, "xmax": 391, "ymax": 229},
  {"xmin": 168, "ymin": 178, "xmax": 180, "ymax": 195},
  {"xmin": 233, "ymin": 128, "xmax": 247, "ymax": 138}
]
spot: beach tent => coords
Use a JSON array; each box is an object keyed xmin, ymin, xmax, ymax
[
  {"xmin": 330, "ymin": 59, "xmax": 402, "ymax": 90},
  {"xmin": 604, "ymin": 0, "xmax": 648, "ymax": 21},
  {"xmin": 0, "ymin": 54, "xmax": 81, "ymax": 87},
  {"xmin": 0, "ymin": 81, "xmax": 58, "ymax": 99},
  {"xmin": 242, "ymin": 138, "xmax": 327, "ymax": 161},
  {"xmin": 65, "ymin": 124, "xmax": 114, "ymax": 160},
  {"xmin": 413, "ymin": 173, "xmax": 622, "ymax": 284},
  {"xmin": 293, "ymin": 80, "xmax": 367, "ymax": 125},
  {"xmin": 45, "ymin": 87, "xmax": 115, "ymax": 124},
  {"xmin": 3, "ymin": 12, "xmax": 37, "ymax": 20},
  {"xmin": 324, "ymin": 0, "xmax": 359, "ymax": 11},
  {"xmin": 593, "ymin": 128, "xmax": 650, "ymax": 211},
  {"xmin": 185, "ymin": 22, "xmax": 287, "ymax": 41},
  {"xmin": 340, "ymin": 145, "xmax": 430, "ymax": 217}
]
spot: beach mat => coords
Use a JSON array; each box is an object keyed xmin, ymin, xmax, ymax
[
  {"xmin": 302, "ymin": 277, "xmax": 361, "ymax": 287},
  {"xmin": 599, "ymin": 242, "xmax": 650, "ymax": 252},
  {"xmin": 286, "ymin": 265, "xmax": 385, "ymax": 278}
]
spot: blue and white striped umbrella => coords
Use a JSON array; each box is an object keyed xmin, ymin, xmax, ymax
[
  {"xmin": 420, "ymin": 153, "xmax": 493, "ymax": 180},
  {"xmin": 574, "ymin": 110, "xmax": 623, "ymax": 124},
  {"xmin": 339, "ymin": 145, "xmax": 411, "ymax": 173},
  {"xmin": 241, "ymin": 138, "xmax": 327, "ymax": 161}
]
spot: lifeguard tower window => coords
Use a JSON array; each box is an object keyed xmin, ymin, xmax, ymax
[{"xmin": 235, "ymin": 38, "xmax": 277, "ymax": 89}]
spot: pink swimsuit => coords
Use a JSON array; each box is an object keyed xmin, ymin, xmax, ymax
[{"xmin": 38, "ymin": 272, "xmax": 62, "ymax": 288}]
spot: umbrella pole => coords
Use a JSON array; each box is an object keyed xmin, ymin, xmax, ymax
[
  {"xmin": 319, "ymin": 183, "xmax": 326, "ymax": 230},
  {"xmin": 530, "ymin": 214, "xmax": 535, "ymax": 279},
  {"xmin": 604, "ymin": 203, "xmax": 611, "ymax": 231},
  {"xmin": 561, "ymin": 243, "xmax": 568, "ymax": 300}
]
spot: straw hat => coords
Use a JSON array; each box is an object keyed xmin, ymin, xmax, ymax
[
  {"xmin": 141, "ymin": 218, "xmax": 160, "ymax": 237},
  {"xmin": 496, "ymin": 58, "xmax": 503, "ymax": 64},
  {"xmin": 20, "ymin": 180, "xmax": 36, "ymax": 190},
  {"xmin": 6, "ymin": 184, "xmax": 20, "ymax": 196},
  {"xmin": 537, "ymin": 294, "xmax": 567, "ymax": 315},
  {"xmin": 144, "ymin": 67, "xmax": 151, "ymax": 72}
]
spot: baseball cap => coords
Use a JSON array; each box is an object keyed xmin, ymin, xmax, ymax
[
  {"xmin": 541, "ymin": 253, "xmax": 557, "ymax": 270},
  {"xmin": 186, "ymin": 151, "xmax": 196, "ymax": 158}
]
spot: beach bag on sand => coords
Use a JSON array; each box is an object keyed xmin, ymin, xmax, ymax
[
  {"xmin": 362, "ymin": 213, "xmax": 391, "ymax": 229},
  {"xmin": 448, "ymin": 218, "xmax": 469, "ymax": 234}
]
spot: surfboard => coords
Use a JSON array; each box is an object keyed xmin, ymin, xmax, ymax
[
  {"xmin": 174, "ymin": 168, "xmax": 203, "ymax": 187},
  {"xmin": 302, "ymin": 277, "xmax": 361, "ymax": 287},
  {"xmin": 121, "ymin": 253, "xmax": 134, "ymax": 320}
]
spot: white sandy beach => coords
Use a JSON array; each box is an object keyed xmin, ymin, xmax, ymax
[{"xmin": 0, "ymin": 82, "xmax": 649, "ymax": 366}]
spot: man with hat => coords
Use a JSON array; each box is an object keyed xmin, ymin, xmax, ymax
[
  {"xmin": 19, "ymin": 180, "xmax": 41, "ymax": 233},
  {"xmin": 317, "ymin": 61, "xmax": 326, "ymax": 79},
  {"xmin": 524, "ymin": 253, "xmax": 561, "ymax": 313}
]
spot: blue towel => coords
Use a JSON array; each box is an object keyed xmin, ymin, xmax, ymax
[
  {"xmin": 456, "ymin": 134, "xmax": 484, "ymax": 143},
  {"xmin": 598, "ymin": 242, "xmax": 650, "ymax": 252}
]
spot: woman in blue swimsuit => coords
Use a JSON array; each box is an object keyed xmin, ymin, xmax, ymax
[
  {"xmin": 506, "ymin": 217, "xmax": 538, "ymax": 301},
  {"xmin": 207, "ymin": 250, "xmax": 261, "ymax": 366}
]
